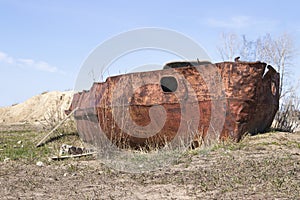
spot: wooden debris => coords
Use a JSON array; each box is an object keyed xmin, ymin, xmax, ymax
[
  {"xmin": 36, "ymin": 107, "xmax": 78, "ymax": 147},
  {"xmin": 51, "ymin": 151, "xmax": 97, "ymax": 160}
]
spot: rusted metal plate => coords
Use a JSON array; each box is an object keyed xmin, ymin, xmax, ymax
[{"xmin": 66, "ymin": 61, "xmax": 279, "ymax": 148}]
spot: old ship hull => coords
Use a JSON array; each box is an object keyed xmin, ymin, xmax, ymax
[{"xmin": 67, "ymin": 61, "xmax": 279, "ymax": 148}]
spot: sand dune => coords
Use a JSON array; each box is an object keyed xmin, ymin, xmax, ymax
[{"xmin": 0, "ymin": 91, "xmax": 73, "ymax": 125}]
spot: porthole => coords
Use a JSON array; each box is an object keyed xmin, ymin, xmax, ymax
[{"xmin": 160, "ymin": 76, "xmax": 178, "ymax": 92}]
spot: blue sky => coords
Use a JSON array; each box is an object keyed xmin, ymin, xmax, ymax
[{"xmin": 0, "ymin": 0, "xmax": 299, "ymax": 106}]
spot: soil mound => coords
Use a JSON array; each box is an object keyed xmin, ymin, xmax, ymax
[{"xmin": 0, "ymin": 91, "xmax": 73, "ymax": 127}]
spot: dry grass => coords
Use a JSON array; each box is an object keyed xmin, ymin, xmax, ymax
[
  {"xmin": 0, "ymin": 130, "xmax": 299, "ymax": 199},
  {"xmin": 38, "ymin": 98, "xmax": 77, "ymax": 135}
]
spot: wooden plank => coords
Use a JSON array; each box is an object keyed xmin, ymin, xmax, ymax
[
  {"xmin": 36, "ymin": 107, "xmax": 78, "ymax": 147},
  {"xmin": 51, "ymin": 151, "xmax": 97, "ymax": 160}
]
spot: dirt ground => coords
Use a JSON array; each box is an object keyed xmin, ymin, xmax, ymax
[{"xmin": 0, "ymin": 131, "xmax": 299, "ymax": 200}]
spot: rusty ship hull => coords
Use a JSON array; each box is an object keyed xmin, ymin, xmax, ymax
[{"xmin": 67, "ymin": 61, "xmax": 279, "ymax": 148}]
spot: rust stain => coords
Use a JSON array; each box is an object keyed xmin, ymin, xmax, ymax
[{"xmin": 66, "ymin": 61, "xmax": 279, "ymax": 148}]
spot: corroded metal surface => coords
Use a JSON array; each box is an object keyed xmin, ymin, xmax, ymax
[{"xmin": 67, "ymin": 61, "xmax": 279, "ymax": 148}]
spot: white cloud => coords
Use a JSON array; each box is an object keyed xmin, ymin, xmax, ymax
[
  {"xmin": 0, "ymin": 51, "xmax": 14, "ymax": 64},
  {"xmin": 34, "ymin": 61, "xmax": 57, "ymax": 73},
  {"xmin": 18, "ymin": 58, "xmax": 35, "ymax": 66},
  {"xmin": 18, "ymin": 58, "xmax": 58, "ymax": 73},
  {"xmin": 0, "ymin": 51, "xmax": 58, "ymax": 73},
  {"xmin": 205, "ymin": 16, "xmax": 278, "ymax": 30},
  {"xmin": 207, "ymin": 16, "xmax": 251, "ymax": 28}
]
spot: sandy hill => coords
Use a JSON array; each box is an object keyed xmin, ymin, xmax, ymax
[{"xmin": 0, "ymin": 91, "xmax": 73, "ymax": 126}]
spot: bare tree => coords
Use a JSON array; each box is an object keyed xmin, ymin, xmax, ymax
[
  {"xmin": 217, "ymin": 32, "xmax": 241, "ymax": 61},
  {"xmin": 255, "ymin": 33, "xmax": 295, "ymax": 97},
  {"xmin": 274, "ymin": 88, "xmax": 300, "ymax": 132},
  {"xmin": 217, "ymin": 32, "xmax": 296, "ymax": 98},
  {"xmin": 239, "ymin": 35, "xmax": 257, "ymax": 61}
]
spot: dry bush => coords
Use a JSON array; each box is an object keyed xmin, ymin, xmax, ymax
[
  {"xmin": 38, "ymin": 98, "xmax": 77, "ymax": 135},
  {"xmin": 273, "ymin": 94, "xmax": 300, "ymax": 132}
]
